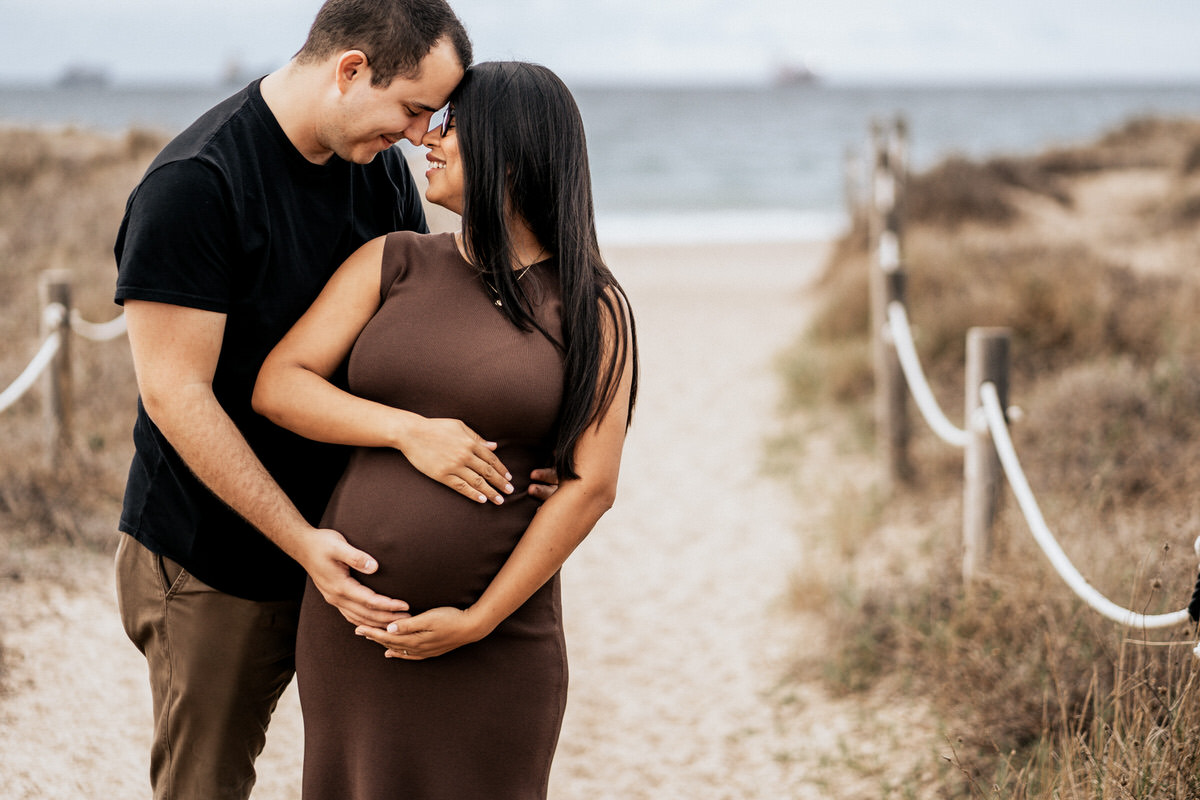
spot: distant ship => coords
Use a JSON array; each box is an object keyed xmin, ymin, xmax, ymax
[
  {"xmin": 55, "ymin": 65, "xmax": 110, "ymax": 89},
  {"xmin": 220, "ymin": 57, "xmax": 273, "ymax": 88},
  {"xmin": 773, "ymin": 61, "xmax": 819, "ymax": 87}
]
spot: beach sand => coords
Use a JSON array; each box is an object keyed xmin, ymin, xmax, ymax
[{"xmin": 0, "ymin": 237, "xmax": 936, "ymax": 798}]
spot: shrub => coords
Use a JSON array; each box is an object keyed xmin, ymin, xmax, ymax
[{"xmin": 776, "ymin": 115, "xmax": 1200, "ymax": 794}]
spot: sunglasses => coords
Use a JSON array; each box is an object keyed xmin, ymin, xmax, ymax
[{"xmin": 429, "ymin": 104, "xmax": 456, "ymax": 138}]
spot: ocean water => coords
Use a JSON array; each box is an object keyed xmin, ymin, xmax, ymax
[{"xmin": 1, "ymin": 81, "xmax": 1197, "ymax": 244}]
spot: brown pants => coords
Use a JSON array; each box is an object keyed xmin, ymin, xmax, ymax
[{"xmin": 115, "ymin": 534, "xmax": 301, "ymax": 800}]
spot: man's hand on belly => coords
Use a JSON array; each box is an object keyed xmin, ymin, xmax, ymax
[
  {"xmin": 527, "ymin": 467, "xmax": 560, "ymax": 501},
  {"xmin": 298, "ymin": 528, "xmax": 412, "ymax": 627}
]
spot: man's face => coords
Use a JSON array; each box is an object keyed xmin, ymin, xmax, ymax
[{"xmin": 324, "ymin": 40, "xmax": 464, "ymax": 164}]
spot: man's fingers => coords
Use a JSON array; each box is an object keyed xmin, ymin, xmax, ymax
[
  {"xmin": 326, "ymin": 580, "xmax": 410, "ymax": 627},
  {"xmin": 528, "ymin": 466, "xmax": 561, "ymax": 503},
  {"xmin": 529, "ymin": 467, "xmax": 560, "ymax": 486},
  {"xmin": 342, "ymin": 609, "xmax": 410, "ymax": 628},
  {"xmin": 331, "ymin": 580, "xmax": 409, "ymax": 615},
  {"xmin": 528, "ymin": 483, "xmax": 557, "ymax": 501},
  {"xmin": 335, "ymin": 541, "xmax": 380, "ymax": 574},
  {"xmin": 341, "ymin": 580, "xmax": 407, "ymax": 611}
]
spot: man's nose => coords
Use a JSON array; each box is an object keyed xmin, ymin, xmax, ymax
[{"xmin": 402, "ymin": 114, "xmax": 433, "ymax": 146}]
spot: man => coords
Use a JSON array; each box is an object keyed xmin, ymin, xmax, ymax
[{"xmin": 113, "ymin": 2, "xmax": 531, "ymax": 797}]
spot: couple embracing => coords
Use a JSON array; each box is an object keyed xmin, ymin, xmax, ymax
[{"xmin": 113, "ymin": 1, "xmax": 638, "ymax": 798}]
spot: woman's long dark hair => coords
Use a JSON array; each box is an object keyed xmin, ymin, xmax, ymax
[{"xmin": 452, "ymin": 62, "xmax": 638, "ymax": 479}]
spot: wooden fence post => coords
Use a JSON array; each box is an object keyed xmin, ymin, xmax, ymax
[
  {"xmin": 963, "ymin": 327, "xmax": 1011, "ymax": 582},
  {"xmin": 843, "ymin": 146, "xmax": 863, "ymax": 235},
  {"xmin": 39, "ymin": 269, "xmax": 73, "ymax": 468},
  {"xmin": 889, "ymin": 114, "xmax": 909, "ymax": 206},
  {"xmin": 870, "ymin": 119, "xmax": 912, "ymax": 491}
]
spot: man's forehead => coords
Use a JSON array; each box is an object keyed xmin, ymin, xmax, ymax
[{"xmin": 376, "ymin": 66, "xmax": 461, "ymax": 112}]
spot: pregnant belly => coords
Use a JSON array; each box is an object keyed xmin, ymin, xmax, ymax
[{"xmin": 320, "ymin": 447, "xmax": 540, "ymax": 612}]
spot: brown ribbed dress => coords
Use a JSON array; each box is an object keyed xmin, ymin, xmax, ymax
[{"xmin": 296, "ymin": 231, "xmax": 567, "ymax": 800}]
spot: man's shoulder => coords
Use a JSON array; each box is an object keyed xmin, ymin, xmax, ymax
[{"xmin": 145, "ymin": 85, "xmax": 260, "ymax": 176}]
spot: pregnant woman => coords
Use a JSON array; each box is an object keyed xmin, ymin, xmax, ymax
[{"xmin": 253, "ymin": 61, "xmax": 638, "ymax": 799}]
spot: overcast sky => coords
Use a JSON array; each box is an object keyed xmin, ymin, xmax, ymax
[{"xmin": 4, "ymin": 0, "xmax": 1200, "ymax": 86}]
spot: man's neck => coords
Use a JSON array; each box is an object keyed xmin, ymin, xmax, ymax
[{"xmin": 259, "ymin": 63, "xmax": 335, "ymax": 165}]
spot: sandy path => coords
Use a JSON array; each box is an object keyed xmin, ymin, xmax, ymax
[
  {"xmin": 0, "ymin": 239, "xmax": 915, "ymax": 798},
  {"xmin": 547, "ymin": 241, "xmax": 825, "ymax": 798}
]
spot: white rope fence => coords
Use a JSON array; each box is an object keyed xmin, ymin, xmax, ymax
[
  {"xmin": 0, "ymin": 303, "xmax": 126, "ymax": 413},
  {"xmin": 886, "ymin": 301, "xmax": 970, "ymax": 448},
  {"xmin": 882, "ymin": 292, "xmax": 1199, "ymax": 637},
  {"xmin": 70, "ymin": 309, "xmax": 127, "ymax": 342},
  {"xmin": 980, "ymin": 381, "xmax": 1197, "ymax": 633},
  {"xmin": 0, "ymin": 303, "xmax": 67, "ymax": 413},
  {"xmin": 0, "ymin": 333, "xmax": 62, "ymax": 413},
  {"xmin": 863, "ymin": 119, "xmax": 1199, "ymax": 647}
]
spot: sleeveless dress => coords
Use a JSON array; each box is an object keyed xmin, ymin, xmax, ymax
[{"xmin": 295, "ymin": 231, "xmax": 567, "ymax": 800}]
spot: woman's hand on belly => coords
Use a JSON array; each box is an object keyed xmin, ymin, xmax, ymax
[
  {"xmin": 354, "ymin": 605, "xmax": 492, "ymax": 661},
  {"xmin": 395, "ymin": 414, "xmax": 515, "ymax": 505}
]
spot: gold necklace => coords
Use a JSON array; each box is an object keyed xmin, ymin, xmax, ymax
[{"xmin": 483, "ymin": 249, "xmax": 546, "ymax": 307}]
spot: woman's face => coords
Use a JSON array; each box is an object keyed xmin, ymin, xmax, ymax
[{"xmin": 421, "ymin": 106, "xmax": 464, "ymax": 216}]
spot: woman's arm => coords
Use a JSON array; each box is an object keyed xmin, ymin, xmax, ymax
[
  {"xmin": 359, "ymin": 290, "xmax": 637, "ymax": 658},
  {"xmin": 253, "ymin": 236, "xmax": 514, "ymax": 505}
]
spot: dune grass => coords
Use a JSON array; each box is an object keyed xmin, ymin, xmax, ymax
[
  {"xmin": 0, "ymin": 125, "xmax": 167, "ymax": 689},
  {"xmin": 0, "ymin": 127, "xmax": 162, "ymax": 551},
  {"xmin": 775, "ymin": 116, "xmax": 1200, "ymax": 796}
]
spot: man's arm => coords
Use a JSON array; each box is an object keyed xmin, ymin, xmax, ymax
[{"xmin": 123, "ymin": 299, "xmax": 409, "ymax": 627}]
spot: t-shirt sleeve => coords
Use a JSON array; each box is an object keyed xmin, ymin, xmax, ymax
[{"xmin": 114, "ymin": 159, "xmax": 237, "ymax": 313}]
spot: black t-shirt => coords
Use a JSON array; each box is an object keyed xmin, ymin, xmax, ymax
[{"xmin": 114, "ymin": 79, "xmax": 428, "ymax": 601}]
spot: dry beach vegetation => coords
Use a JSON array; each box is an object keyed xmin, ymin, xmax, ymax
[{"xmin": 774, "ymin": 115, "xmax": 1200, "ymax": 796}]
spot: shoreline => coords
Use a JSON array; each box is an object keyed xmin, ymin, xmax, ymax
[{"xmin": 407, "ymin": 147, "xmax": 846, "ymax": 252}]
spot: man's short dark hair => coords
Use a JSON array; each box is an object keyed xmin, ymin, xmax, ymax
[{"xmin": 297, "ymin": 0, "xmax": 472, "ymax": 86}]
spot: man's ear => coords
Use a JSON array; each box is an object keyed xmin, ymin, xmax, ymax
[{"xmin": 334, "ymin": 50, "xmax": 370, "ymax": 94}]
